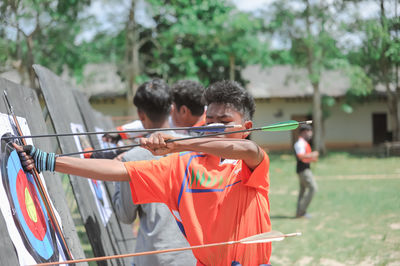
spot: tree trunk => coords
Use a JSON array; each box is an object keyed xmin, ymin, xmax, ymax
[
  {"xmin": 26, "ymin": 35, "xmax": 36, "ymax": 89},
  {"xmin": 312, "ymin": 81, "xmax": 325, "ymax": 153},
  {"xmin": 304, "ymin": 0, "xmax": 325, "ymax": 154},
  {"xmin": 131, "ymin": 41, "xmax": 140, "ymax": 98},
  {"xmin": 386, "ymin": 84, "xmax": 400, "ymax": 141},
  {"xmin": 380, "ymin": 0, "xmax": 400, "ymax": 141},
  {"xmin": 125, "ymin": 0, "xmax": 140, "ymax": 101},
  {"xmin": 229, "ymin": 55, "xmax": 235, "ymax": 80}
]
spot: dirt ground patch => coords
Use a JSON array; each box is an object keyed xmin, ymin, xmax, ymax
[
  {"xmin": 297, "ymin": 256, "xmax": 313, "ymax": 265},
  {"xmin": 319, "ymin": 258, "xmax": 346, "ymax": 266},
  {"xmin": 389, "ymin": 223, "xmax": 400, "ymax": 230},
  {"xmin": 318, "ymin": 174, "xmax": 400, "ymax": 180}
]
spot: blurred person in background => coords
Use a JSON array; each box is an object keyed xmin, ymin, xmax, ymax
[
  {"xmin": 103, "ymin": 80, "xmax": 206, "ymax": 144},
  {"xmin": 294, "ymin": 124, "xmax": 319, "ymax": 218},
  {"xmin": 112, "ymin": 79, "xmax": 196, "ymax": 266},
  {"xmin": 170, "ymin": 80, "xmax": 206, "ymax": 131}
]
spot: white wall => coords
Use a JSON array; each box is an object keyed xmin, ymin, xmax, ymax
[{"xmin": 252, "ymin": 98, "xmax": 389, "ymax": 150}]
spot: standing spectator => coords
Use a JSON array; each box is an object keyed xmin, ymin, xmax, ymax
[{"xmin": 294, "ymin": 124, "xmax": 319, "ymax": 218}]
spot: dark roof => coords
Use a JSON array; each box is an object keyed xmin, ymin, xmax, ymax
[
  {"xmin": 242, "ymin": 65, "xmax": 352, "ymax": 99},
  {"xmin": 77, "ymin": 63, "xmax": 126, "ymax": 98}
]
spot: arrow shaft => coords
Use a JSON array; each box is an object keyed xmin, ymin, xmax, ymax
[
  {"xmin": 3, "ymin": 124, "xmax": 238, "ymax": 140},
  {"xmin": 31, "ymin": 231, "xmax": 300, "ymax": 266},
  {"xmin": 57, "ymin": 120, "xmax": 311, "ymax": 157},
  {"xmin": 31, "ymin": 240, "xmax": 238, "ymax": 266}
]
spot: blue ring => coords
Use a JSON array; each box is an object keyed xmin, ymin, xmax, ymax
[{"xmin": 7, "ymin": 150, "xmax": 55, "ymax": 260}]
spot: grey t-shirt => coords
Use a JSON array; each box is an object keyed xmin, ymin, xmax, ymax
[{"xmin": 112, "ymin": 131, "xmax": 196, "ymax": 266}]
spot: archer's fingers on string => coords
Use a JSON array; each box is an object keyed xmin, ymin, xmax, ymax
[
  {"xmin": 139, "ymin": 137, "xmax": 148, "ymax": 147},
  {"xmin": 147, "ymin": 133, "xmax": 159, "ymax": 146},
  {"xmin": 158, "ymin": 134, "xmax": 166, "ymax": 146},
  {"xmin": 152, "ymin": 135, "xmax": 162, "ymax": 147}
]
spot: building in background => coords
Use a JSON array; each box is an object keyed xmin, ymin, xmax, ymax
[
  {"xmin": 1, "ymin": 63, "xmax": 395, "ymax": 151},
  {"xmin": 243, "ymin": 65, "xmax": 392, "ymax": 151}
]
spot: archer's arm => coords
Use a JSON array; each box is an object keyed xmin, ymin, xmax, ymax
[
  {"xmin": 140, "ymin": 133, "xmax": 264, "ymax": 170},
  {"xmin": 14, "ymin": 143, "xmax": 129, "ymax": 181},
  {"xmin": 297, "ymin": 151, "xmax": 319, "ymax": 162},
  {"xmin": 56, "ymin": 156, "xmax": 130, "ymax": 181}
]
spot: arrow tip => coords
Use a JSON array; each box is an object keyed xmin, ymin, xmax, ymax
[
  {"xmin": 285, "ymin": 232, "xmax": 302, "ymax": 237},
  {"xmin": 305, "ymin": 120, "xmax": 313, "ymax": 124}
]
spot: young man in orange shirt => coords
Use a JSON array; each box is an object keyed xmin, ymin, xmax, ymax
[{"xmin": 16, "ymin": 80, "xmax": 272, "ymax": 266}]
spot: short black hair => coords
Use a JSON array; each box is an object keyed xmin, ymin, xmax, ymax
[
  {"xmin": 133, "ymin": 79, "xmax": 171, "ymax": 122},
  {"xmin": 299, "ymin": 124, "xmax": 312, "ymax": 132},
  {"xmin": 204, "ymin": 80, "xmax": 255, "ymax": 120},
  {"xmin": 171, "ymin": 80, "xmax": 205, "ymax": 116}
]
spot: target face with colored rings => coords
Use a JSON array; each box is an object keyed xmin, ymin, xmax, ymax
[{"xmin": 1, "ymin": 138, "xmax": 59, "ymax": 263}]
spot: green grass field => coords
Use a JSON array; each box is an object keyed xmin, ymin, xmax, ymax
[
  {"xmin": 64, "ymin": 151, "xmax": 400, "ymax": 265},
  {"xmin": 268, "ymin": 152, "xmax": 400, "ymax": 265}
]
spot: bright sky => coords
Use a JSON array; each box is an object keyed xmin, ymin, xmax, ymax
[
  {"xmin": 232, "ymin": 0, "xmax": 274, "ymax": 11},
  {"xmin": 5, "ymin": 0, "xmax": 396, "ymax": 47}
]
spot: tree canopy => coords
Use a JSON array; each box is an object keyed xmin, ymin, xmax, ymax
[{"xmin": 1, "ymin": 0, "xmax": 398, "ymax": 145}]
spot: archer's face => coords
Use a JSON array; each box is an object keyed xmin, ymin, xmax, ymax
[
  {"xmin": 302, "ymin": 130, "xmax": 313, "ymax": 141},
  {"xmin": 206, "ymin": 103, "xmax": 251, "ymax": 139}
]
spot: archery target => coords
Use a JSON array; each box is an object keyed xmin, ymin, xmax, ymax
[
  {"xmin": 0, "ymin": 113, "xmax": 65, "ymax": 265},
  {"xmin": 70, "ymin": 123, "xmax": 112, "ymax": 226},
  {"xmin": 4, "ymin": 149, "xmax": 58, "ymax": 262}
]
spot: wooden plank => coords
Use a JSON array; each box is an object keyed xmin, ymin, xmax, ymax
[
  {"xmin": 33, "ymin": 64, "xmax": 125, "ymax": 266},
  {"xmin": 0, "ymin": 77, "xmax": 85, "ymax": 264},
  {"xmin": 72, "ymin": 90, "xmax": 136, "ymax": 261}
]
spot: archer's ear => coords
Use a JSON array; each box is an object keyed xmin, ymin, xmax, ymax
[
  {"xmin": 180, "ymin": 105, "xmax": 189, "ymax": 115},
  {"xmin": 138, "ymin": 110, "xmax": 146, "ymax": 122},
  {"xmin": 242, "ymin": 120, "xmax": 253, "ymax": 138}
]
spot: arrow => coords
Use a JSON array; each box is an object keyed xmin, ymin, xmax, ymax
[
  {"xmin": 2, "ymin": 124, "xmax": 241, "ymax": 140},
  {"xmin": 56, "ymin": 120, "xmax": 312, "ymax": 157},
  {"xmin": 260, "ymin": 120, "xmax": 309, "ymax": 132},
  {"xmin": 30, "ymin": 231, "xmax": 301, "ymax": 266}
]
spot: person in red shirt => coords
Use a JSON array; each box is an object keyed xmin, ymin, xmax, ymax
[
  {"xmin": 293, "ymin": 124, "xmax": 319, "ymax": 218},
  {"xmin": 16, "ymin": 80, "xmax": 272, "ymax": 266}
]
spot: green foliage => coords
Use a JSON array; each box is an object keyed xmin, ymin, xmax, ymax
[
  {"xmin": 267, "ymin": 0, "xmax": 373, "ymax": 116},
  {"xmin": 148, "ymin": 0, "xmax": 269, "ymax": 85},
  {"xmin": 1, "ymin": 0, "xmax": 91, "ymax": 82},
  {"xmin": 268, "ymin": 1, "xmax": 344, "ymax": 80},
  {"xmin": 327, "ymin": 59, "xmax": 373, "ymax": 114},
  {"xmin": 350, "ymin": 16, "xmax": 399, "ymax": 86},
  {"xmin": 269, "ymin": 50, "xmax": 294, "ymax": 65}
]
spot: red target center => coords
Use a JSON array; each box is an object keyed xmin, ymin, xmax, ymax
[{"xmin": 16, "ymin": 169, "xmax": 47, "ymax": 240}]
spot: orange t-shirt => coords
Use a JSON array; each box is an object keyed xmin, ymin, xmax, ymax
[{"xmin": 124, "ymin": 151, "xmax": 271, "ymax": 266}]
